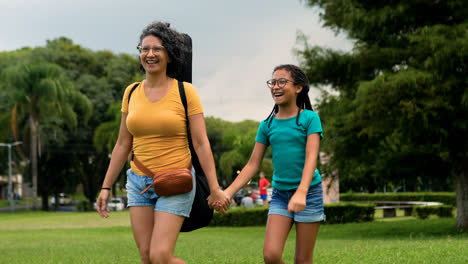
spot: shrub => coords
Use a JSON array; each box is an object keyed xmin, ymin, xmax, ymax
[
  {"xmin": 210, "ymin": 207, "xmax": 268, "ymax": 227},
  {"xmin": 413, "ymin": 205, "xmax": 454, "ymax": 219},
  {"xmin": 76, "ymin": 200, "xmax": 93, "ymax": 212},
  {"xmin": 324, "ymin": 203, "xmax": 375, "ymax": 224},
  {"xmin": 436, "ymin": 206, "xmax": 454, "ymax": 218},
  {"xmin": 414, "ymin": 206, "xmax": 434, "ymax": 219},
  {"xmin": 209, "ymin": 203, "xmax": 375, "ymax": 226}
]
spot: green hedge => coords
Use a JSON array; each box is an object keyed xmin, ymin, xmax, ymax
[
  {"xmin": 340, "ymin": 192, "xmax": 456, "ymax": 206},
  {"xmin": 76, "ymin": 200, "xmax": 94, "ymax": 212},
  {"xmin": 324, "ymin": 203, "xmax": 375, "ymax": 224},
  {"xmin": 413, "ymin": 205, "xmax": 455, "ymax": 219},
  {"xmin": 209, "ymin": 203, "xmax": 375, "ymax": 227},
  {"xmin": 210, "ymin": 207, "xmax": 269, "ymax": 227}
]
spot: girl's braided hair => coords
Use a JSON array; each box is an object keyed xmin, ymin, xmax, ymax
[
  {"xmin": 265, "ymin": 64, "xmax": 313, "ymax": 127},
  {"xmin": 138, "ymin": 21, "xmax": 190, "ymax": 80}
]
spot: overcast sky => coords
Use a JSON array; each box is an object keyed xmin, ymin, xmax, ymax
[{"xmin": 0, "ymin": 0, "xmax": 352, "ymax": 122}]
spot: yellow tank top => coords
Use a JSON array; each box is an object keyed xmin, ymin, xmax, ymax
[{"xmin": 121, "ymin": 79, "xmax": 203, "ymax": 175}]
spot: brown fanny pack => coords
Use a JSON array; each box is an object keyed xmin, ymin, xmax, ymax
[{"xmin": 133, "ymin": 155, "xmax": 193, "ymax": 196}]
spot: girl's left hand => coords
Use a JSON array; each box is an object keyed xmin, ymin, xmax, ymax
[{"xmin": 287, "ymin": 191, "xmax": 307, "ymax": 213}]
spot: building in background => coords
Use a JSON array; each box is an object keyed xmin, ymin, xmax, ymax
[
  {"xmin": 320, "ymin": 152, "xmax": 339, "ymax": 204},
  {"xmin": 0, "ymin": 173, "xmax": 23, "ymax": 199}
]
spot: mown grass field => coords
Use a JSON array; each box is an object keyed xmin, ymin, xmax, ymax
[{"xmin": 0, "ymin": 210, "xmax": 467, "ymax": 264}]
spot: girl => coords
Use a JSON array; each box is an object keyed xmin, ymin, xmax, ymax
[
  {"xmin": 213, "ymin": 64, "xmax": 325, "ymax": 264},
  {"xmin": 96, "ymin": 21, "xmax": 229, "ymax": 264}
]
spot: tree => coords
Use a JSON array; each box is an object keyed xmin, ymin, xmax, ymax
[
  {"xmin": 217, "ymin": 120, "xmax": 272, "ymax": 186},
  {"xmin": 94, "ymin": 103, "xmax": 122, "ymax": 154},
  {"xmin": 1, "ymin": 62, "xmax": 92, "ymax": 209},
  {"xmin": 39, "ymin": 38, "xmax": 141, "ymax": 204},
  {"xmin": 299, "ymin": 0, "xmax": 468, "ymax": 229}
]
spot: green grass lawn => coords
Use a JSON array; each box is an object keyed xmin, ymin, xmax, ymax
[{"xmin": 0, "ymin": 210, "xmax": 467, "ymax": 264}]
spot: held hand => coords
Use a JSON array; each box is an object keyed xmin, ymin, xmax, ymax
[
  {"xmin": 207, "ymin": 194, "xmax": 216, "ymax": 209},
  {"xmin": 207, "ymin": 189, "xmax": 230, "ymax": 213},
  {"xmin": 287, "ymin": 191, "xmax": 307, "ymax": 213},
  {"xmin": 96, "ymin": 189, "xmax": 111, "ymax": 218},
  {"xmin": 206, "ymin": 191, "xmax": 220, "ymax": 209},
  {"xmin": 214, "ymin": 189, "xmax": 231, "ymax": 213}
]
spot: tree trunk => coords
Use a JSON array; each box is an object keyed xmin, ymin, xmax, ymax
[
  {"xmin": 54, "ymin": 192, "xmax": 59, "ymax": 211},
  {"xmin": 30, "ymin": 115, "xmax": 38, "ymax": 210},
  {"xmin": 452, "ymin": 157, "xmax": 468, "ymax": 231},
  {"xmin": 41, "ymin": 191, "xmax": 49, "ymax": 211}
]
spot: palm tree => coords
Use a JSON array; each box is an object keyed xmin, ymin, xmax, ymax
[
  {"xmin": 1, "ymin": 62, "xmax": 92, "ymax": 209},
  {"xmin": 93, "ymin": 102, "xmax": 122, "ymax": 153}
]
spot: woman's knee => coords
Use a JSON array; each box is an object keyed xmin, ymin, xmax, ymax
[
  {"xmin": 263, "ymin": 248, "xmax": 283, "ymax": 264},
  {"xmin": 138, "ymin": 246, "xmax": 150, "ymax": 263},
  {"xmin": 149, "ymin": 247, "xmax": 172, "ymax": 264}
]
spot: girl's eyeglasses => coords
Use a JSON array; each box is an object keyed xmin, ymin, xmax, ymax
[{"xmin": 266, "ymin": 78, "xmax": 295, "ymax": 89}]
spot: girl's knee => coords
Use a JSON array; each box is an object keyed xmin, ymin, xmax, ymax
[{"xmin": 294, "ymin": 254, "xmax": 313, "ymax": 264}]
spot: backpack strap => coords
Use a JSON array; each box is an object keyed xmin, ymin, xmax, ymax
[
  {"xmin": 127, "ymin": 82, "xmax": 140, "ymax": 161},
  {"xmin": 178, "ymin": 81, "xmax": 189, "ymax": 119},
  {"xmin": 178, "ymin": 81, "xmax": 203, "ymax": 172},
  {"xmin": 127, "ymin": 82, "xmax": 140, "ymax": 105}
]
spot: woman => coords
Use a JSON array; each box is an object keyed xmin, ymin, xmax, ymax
[{"xmin": 97, "ymin": 21, "xmax": 229, "ymax": 264}]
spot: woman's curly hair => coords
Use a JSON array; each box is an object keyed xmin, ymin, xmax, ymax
[{"xmin": 138, "ymin": 21, "xmax": 190, "ymax": 80}]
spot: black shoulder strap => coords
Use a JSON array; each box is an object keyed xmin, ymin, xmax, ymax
[
  {"xmin": 178, "ymin": 81, "xmax": 189, "ymax": 120},
  {"xmin": 127, "ymin": 82, "xmax": 140, "ymax": 105},
  {"xmin": 128, "ymin": 82, "xmax": 140, "ymax": 161},
  {"xmin": 178, "ymin": 81, "xmax": 203, "ymax": 172}
]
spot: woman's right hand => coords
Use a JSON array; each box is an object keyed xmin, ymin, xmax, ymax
[
  {"xmin": 96, "ymin": 189, "xmax": 111, "ymax": 218},
  {"xmin": 207, "ymin": 189, "xmax": 230, "ymax": 213}
]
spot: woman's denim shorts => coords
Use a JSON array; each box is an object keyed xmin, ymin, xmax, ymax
[
  {"xmin": 125, "ymin": 168, "xmax": 196, "ymax": 217},
  {"xmin": 269, "ymin": 183, "xmax": 326, "ymax": 223}
]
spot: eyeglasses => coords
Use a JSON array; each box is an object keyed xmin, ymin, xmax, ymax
[
  {"xmin": 137, "ymin": 45, "xmax": 165, "ymax": 54},
  {"xmin": 266, "ymin": 78, "xmax": 295, "ymax": 89}
]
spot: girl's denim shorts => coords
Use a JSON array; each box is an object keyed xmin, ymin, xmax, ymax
[
  {"xmin": 269, "ymin": 183, "xmax": 326, "ymax": 223},
  {"xmin": 125, "ymin": 168, "xmax": 196, "ymax": 217}
]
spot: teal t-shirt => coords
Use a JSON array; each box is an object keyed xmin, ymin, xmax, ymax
[{"xmin": 255, "ymin": 109, "xmax": 323, "ymax": 190}]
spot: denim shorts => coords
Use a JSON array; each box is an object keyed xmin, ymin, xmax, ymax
[
  {"xmin": 269, "ymin": 183, "xmax": 326, "ymax": 223},
  {"xmin": 125, "ymin": 168, "xmax": 196, "ymax": 217}
]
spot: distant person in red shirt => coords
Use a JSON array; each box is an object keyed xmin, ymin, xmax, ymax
[{"xmin": 259, "ymin": 172, "xmax": 271, "ymax": 206}]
